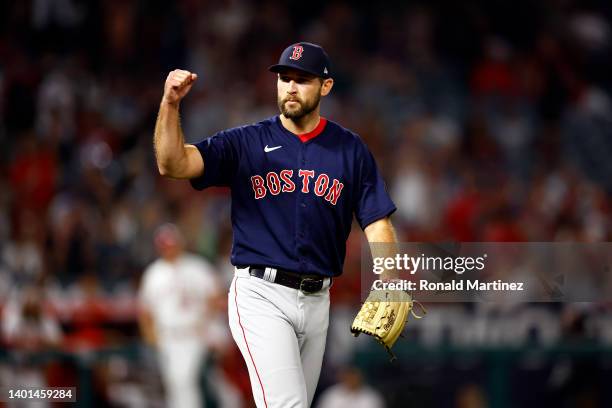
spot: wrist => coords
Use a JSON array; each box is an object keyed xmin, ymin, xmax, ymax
[
  {"xmin": 380, "ymin": 271, "xmax": 399, "ymax": 281},
  {"xmin": 161, "ymin": 96, "xmax": 180, "ymax": 109}
]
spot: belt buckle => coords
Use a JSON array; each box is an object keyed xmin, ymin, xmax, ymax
[{"xmin": 299, "ymin": 277, "xmax": 321, "ymax": 293}]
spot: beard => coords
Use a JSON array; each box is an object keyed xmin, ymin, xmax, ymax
[{"xmin": 278, "ymin": 92, "xmax": 321, "ymax": 120}]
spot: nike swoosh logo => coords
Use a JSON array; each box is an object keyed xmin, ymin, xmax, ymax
[{"xmin": 264, "ymin": 145, "xmax": 282, "ymax": 153}]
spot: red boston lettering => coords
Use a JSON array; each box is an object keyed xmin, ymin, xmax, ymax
[
  {"xmin": 266, "ymin": 172, "xmax": 281, "ymax": 195},
  {"xmin": 280, "ymin": 170, "xmax": 296, "ymax": 192},
  {"xmin": 251, "ymin": 170, "xmax": 344, "ymax": 205},
  {"xmin": 298, "ymin": 169, "xmax": 315, "ymax": 193},
  {"xmin": 251, "ymin": 175, "xmax": 266, "ymax": 199},
  {"xmin": 324, "ymin": 179, "xmax": 344, "ymax": 205},
  {"xmin": 314, "ymin": 174, "xmax": 330, "ymax": 197}
]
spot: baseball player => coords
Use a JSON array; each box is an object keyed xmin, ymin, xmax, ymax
[
  {"xmin": 138, "ymin": 223, "xmax": 225, "ymax": 408},
  {"xmin": 154, "ymin": 42, "xmax": 398, "ymax": 407}
]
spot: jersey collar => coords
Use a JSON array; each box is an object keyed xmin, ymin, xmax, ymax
[
  {"xmin": 278, "ymin": 116, "xmax": 328, "ymax": 143},
  {"xmin": 296, "ymin": 117, "xmax": 327, "ymax": 143}
]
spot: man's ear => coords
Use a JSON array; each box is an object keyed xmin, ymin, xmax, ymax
[{"xmin": 321, "ymin": 78, "xmax": 334, "ymax": 96}]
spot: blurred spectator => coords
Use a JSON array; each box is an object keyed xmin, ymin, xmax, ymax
[
  {"xmin": 2, "ymin": 209, "xmax": 45, "ymax": 284},
  {"xmin": 62, "ymin": 272, "xmax": 108, "ymax": 351},
  {"xmin": 8, "ymin": 134, "xmax": 57, "ymax": 213},
  {"xmin": 316, "ymin": 366, "xmax": 385, "ymax": 408},
  {"xmin": 2, "ymin": 284, "xmax": 61, "ymax": 350},
  {"xmin": 1, "ymin": 283, "xmax": 63, "ymax": 408}
]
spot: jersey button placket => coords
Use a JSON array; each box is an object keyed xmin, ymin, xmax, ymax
[
  {"xmin": 297, "ymin": 145, "xmax": 308, "ymax": 271},
  {"xmin": 300, "ymin": 146, "xmax": 308, "ymax": 215}
]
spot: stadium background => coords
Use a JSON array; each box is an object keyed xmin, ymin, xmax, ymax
[{"xmin": 1, "ymin": 0, "xmax": 611, "ymax": 406}]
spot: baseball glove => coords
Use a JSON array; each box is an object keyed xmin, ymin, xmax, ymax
[{"xmin": 351, "ymin": 289, "xmax": 425, "ymax": 360}]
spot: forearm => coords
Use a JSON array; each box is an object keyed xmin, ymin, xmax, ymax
[
  {"xmin": 365, "ymin": 217, "xmax": 399, "ymax": 281},
  {"xmin": 365, "ymin": 218, "xmax": 397, "ymax": 243},
  {"xmin": 138, "ymin": 313, "xmax": 157, "ymax": 347},
  {"xmin": 153, "ymin": 100, "xmax": 189, "ymax": 177}
]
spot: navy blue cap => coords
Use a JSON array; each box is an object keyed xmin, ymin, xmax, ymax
[{"xmin": 269, "ymin": 42, "xmax": 332, "ymax": 79}]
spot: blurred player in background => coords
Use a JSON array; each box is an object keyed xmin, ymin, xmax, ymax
[
  {"xmin": 315, "ymin": 366, "xmax": 385, "ymax": 408},
  {"xmin": 138, "ymin": 223, "xmax": 229, "ymax": 408}
]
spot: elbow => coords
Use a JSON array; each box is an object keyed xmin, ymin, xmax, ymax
[
  {"xmin": 155, "ymin": 150, "xmax": 194, "ymax": 179},
  {"xmin": 157, "ymin": 160, "xmax": 175, "ymax": 178},
  {"xmin": 157, "ymin": 163, "xmax": 169, "ymax": 177},
  {"xmin": 157, "ymin": 160, "xmax": 188, "ymax": 179}
]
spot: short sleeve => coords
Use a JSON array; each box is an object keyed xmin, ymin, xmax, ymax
[
  {"xmin": 354, "ymin": 142, "xmax": 396, "ymax": 229},
  {"xmin": 190, "ymin": 128, "xmax": 241, "ymax": 190}
]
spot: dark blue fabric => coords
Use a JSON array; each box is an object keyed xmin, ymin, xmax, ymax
[{"xmin": 190, "ymin": 116, "xmax": 396, "ymax": 277}]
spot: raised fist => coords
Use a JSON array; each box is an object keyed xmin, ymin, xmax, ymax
[{"xmin": 163, "ymin": 69, "xmax": 198, "ymax": 105}]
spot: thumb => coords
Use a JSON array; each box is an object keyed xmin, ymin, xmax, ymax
[{"xmin": 190, "ymin": 73, "xmax": 198, "ymax": 82}]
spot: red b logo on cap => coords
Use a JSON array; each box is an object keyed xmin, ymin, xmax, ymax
[{"xmin": 289, "ymin": 45, "xmax": 304, "ymax": 61}]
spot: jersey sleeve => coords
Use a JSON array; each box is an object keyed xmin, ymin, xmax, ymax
[
  {"xmin": 354, "ymin": 141, "xmax": 397, "ymax": 230},
  {"xmin": 189, "ymin": 128, "xmax": 241, "ymax": 189}
]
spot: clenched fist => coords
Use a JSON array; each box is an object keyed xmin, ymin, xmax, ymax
[{"xmin": 162, "ymin": 69, "xmax": 198, "ymax": 106}]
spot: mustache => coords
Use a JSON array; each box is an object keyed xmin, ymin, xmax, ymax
[{"xmin": 282, "ymin": 96, "xmax": 302, "ymax": 104}]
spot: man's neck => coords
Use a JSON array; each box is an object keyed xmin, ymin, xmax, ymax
[{"xmin": 279, "ymin": 110, "xmax": 321, "ymax": 135}]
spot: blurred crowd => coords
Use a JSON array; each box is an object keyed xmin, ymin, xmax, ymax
[{"xmin": 1, "ymin": 0, "xmax": 611, "ymax": 407}]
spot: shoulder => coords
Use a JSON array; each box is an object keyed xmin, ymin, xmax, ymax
[
  {"xmin": 325, "ymin": 119, "xmax": 372, "ymax": 160},
  {"xmin": 181, "ymin": 254, "xmax": 216, "ymax": 275},
  {"xmin": 143, "ymin": 259, "xmax": 164, "ymax": 278},
  {"xmin": 325, "ymin": 119, "xmax": 368, "ymax": 148},
  {"xmin": 317, "ymin": 384, "xmax": 347, "ymax": 405},
  {"xmin": 142, "ymin": 258, "xmax": 171, "ymax": 279},
  {"xmin": 140, "ymin": 260, "xmax": 167, "ymax": 292},
  {"xmin": 325, "ymin": 119, "xmax": 359, "ymax": 140},
  {"xmin": 217, "ymin": 117, "xmax": 277, "ymax": 138}
]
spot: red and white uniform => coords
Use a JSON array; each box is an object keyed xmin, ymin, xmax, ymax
[{"xmin": 139, "ymin": 253, "xmax": 219, "ymax": 408}]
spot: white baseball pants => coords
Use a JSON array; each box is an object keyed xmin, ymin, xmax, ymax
[
  {"xmin": 158, "ymin": 335, "xmax": 207, "ymax": 408},
  {"xmin": 228, "ymin": 267, "xmax": 331, "ymax": 408}
]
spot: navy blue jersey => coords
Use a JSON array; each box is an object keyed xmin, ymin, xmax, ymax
[{"xmin": 190, "ymin": 116, "xmax": 396, "ymax": 277}]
